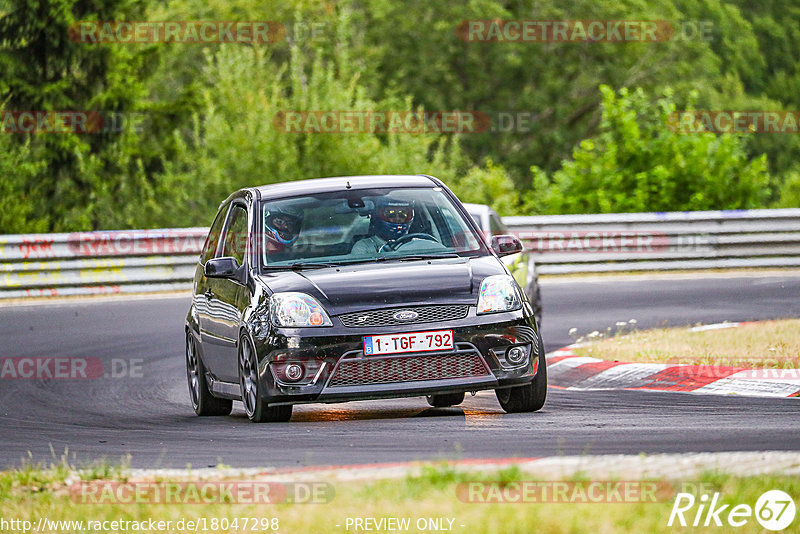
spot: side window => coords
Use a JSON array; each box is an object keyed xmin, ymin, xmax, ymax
[
  {"xmin": 200, "ymin": 204, "xmax": 229, "ymax": 264},
  {"xmin": 221, "ymin": 205, "xmax": 249, "ymax": 266}
]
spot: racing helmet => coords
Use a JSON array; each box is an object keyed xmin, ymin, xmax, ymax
[
  {"xmin": 264, "ymin": 205, "xmax": 303, "ymax": 248},
  {"xmin": 374, "ymin": 197, "xmax": 414, "ymax": 241}
]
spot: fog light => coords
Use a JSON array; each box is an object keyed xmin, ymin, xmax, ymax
[
  {"xmin": 506, "ymin": 346, "xmax": 526, "ymax": 365},
  {"xmin": 284, "ymin": 363, "xmax": 304, "ymax": 382}
]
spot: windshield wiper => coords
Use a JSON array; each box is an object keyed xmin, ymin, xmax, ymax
[
  {"xmin": 290, "ymin": 262, "xmax": 342, "ymax": 270},
  {"xmin": 265, "ymin": 254, "xmax": 459, "ymax": 271},
  {"xmin": 339, "ymin": 254, "xmax": 459, "ymax": 265},
  {"xmin": 395, "ymin": 253, "xmax": 460, "ymax": 261},
  {"xmin": 336, "ymin": 257, "xmax": 389, "ymax": 265},
  {"xmin": 261, "ymin": 262, "xmax": 340, "ymax": 271}
]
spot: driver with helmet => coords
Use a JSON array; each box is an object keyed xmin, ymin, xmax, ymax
[
  {"xmin": 352, "ymin": 197, "xmax": 415, "ymax": 256},
  {"xmin": 263, "ymin": 205, "xmax": 303, "ymax": 256}
]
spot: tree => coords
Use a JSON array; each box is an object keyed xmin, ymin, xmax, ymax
[
  {"xmin": 354, "ymin": 0, "xmax": 733, "ymax": 186},
  {"xmin": 0, "ymin": 0, "xmax": 155, "ymax": 230},
  {"xmin": 151, "ymin": 12, "xmax": 494, "ymax": 226}
]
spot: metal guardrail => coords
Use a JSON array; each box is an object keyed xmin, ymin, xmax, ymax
[
  {"xmin": 1, "ymin": 209, "xmax": 799, "ymax": 298},
  {"xmin": 0, "ymin": 229, "xmax": 206, "ymax": 298},
  {"xmin": 504, "ymin": 208, "xmax": 800, "ymax": 274}
]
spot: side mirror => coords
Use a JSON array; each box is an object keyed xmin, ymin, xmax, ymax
[
  {"xmin": 490, "ymin": 235, "xmax": 523, "ymax": 257},
  {"xmin": 204, "ymin": 256, "xmax": 240, "ymax": 278}
]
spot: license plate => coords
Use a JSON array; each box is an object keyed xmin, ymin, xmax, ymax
[{"xmin": 363, "ymin": 330, "xmax": 454, "ymax": 356}]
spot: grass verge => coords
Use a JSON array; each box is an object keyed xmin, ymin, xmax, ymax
[
  {"xmin": 572, "ymin": 319, "xmax": 800, "ymax": 368},
  {"xmin": 1, "ymin": 462, "xmax": 798, "ymax": 534}
]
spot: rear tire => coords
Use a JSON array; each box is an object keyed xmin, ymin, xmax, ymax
[
  {"xmin": 239, "ymin": 334, "xmax": 292, "ymax": 423},
  {"xmin": 426, "ymin": 392, "xmax": 465, "ymax": 407},
  {"xmin": 186, "ymin": 333, "xmax": 232, "ymax": 416},
  {"xmin": 496, "ymin": 337, "xmax": 547, "ymax": 413}
]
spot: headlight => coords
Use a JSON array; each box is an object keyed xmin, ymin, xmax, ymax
[
  {"xmin": 477, "ymin": 275, "xmax": 522, "ymax": 314},
  {"xmin": 270, "ymin": 292, "xmax": 332, "ymax": 327}
]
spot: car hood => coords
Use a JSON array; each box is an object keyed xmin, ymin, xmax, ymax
[{"xmin": 256, "ymin": 256, "xmax": 506, "ymax": 315}]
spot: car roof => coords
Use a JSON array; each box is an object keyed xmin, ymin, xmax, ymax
[{"xmin": 249, "ymin": 175, "xmax": 441, "ymax": 201}]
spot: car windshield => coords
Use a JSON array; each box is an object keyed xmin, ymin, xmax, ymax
[
  {"xmin": 259, "ymin": 187, "xmax": 487, "ymax": 268},
  {"xmin": 467, "ymin": 212, "xmax": 482, "ymax": 229}
]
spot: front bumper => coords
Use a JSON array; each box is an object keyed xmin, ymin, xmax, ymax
[{"xmin": 249, "ymin": 307, "xmax": 541, "ymax": 406}]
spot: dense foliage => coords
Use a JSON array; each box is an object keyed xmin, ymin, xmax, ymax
[
  {"xmin": 526, "ymin": 86, "xmax": 771, "ymax": 214},
  {"xmin": 0, "ymin": 0, "xmax": 798, "ymax": 232}
]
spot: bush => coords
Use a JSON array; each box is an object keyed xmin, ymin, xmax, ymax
[
  {"xmin": 774, "ymin": 166, "xmax": 800, "ymax": 208},
  {"xmin": 448, "ymin": 160, "xmax": 523, "ymax": 215},
  {"xmin": 0, "ymin": 134, "xmax": 46, "ymax": 233},
  {"xmin": 527, "ymin": 85, "xmax": 771, "ymax": 214}
]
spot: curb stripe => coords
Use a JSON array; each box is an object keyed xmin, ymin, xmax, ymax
[
  {"xmin": 638, "ymin": 366, "xmax": 745, "ymax": 392},
  {"xmin": 576, "ymin": 362, "xmax": 670, "ymax": 389},
  {"xmin": 552, "ymin": 360, "xmax": 621, "ymax": 387},
  {"xmin": 546, "ymin": 322, "xmax": 800, "ymax": 398}
]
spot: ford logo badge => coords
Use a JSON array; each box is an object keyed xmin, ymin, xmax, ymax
[{"xmin": 393, "ymin": 310, "xmax": 419, "ymax": 322}]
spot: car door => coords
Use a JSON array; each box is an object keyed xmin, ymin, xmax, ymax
[
  {"xmin": 203, "ymin": 202, "xmax": 251, "ymax": 382},
  {"xmin": 196, "ymin": 202, "xmax": 229, "ymax": 375}
]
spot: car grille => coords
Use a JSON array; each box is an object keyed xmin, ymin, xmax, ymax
[
  {"xmin": 327, "ymin": 345, "xmax": 490, "ymax": 387},
  {"xmin": 338, "ymin": 305, "xmax": 469, "ymax": 328}
]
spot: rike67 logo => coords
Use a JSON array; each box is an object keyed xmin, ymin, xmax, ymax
[{"xmin": 668, "ymin": 490, "xmax": 796, "ymax": 531}]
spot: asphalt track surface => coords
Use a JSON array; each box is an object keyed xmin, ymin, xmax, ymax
[{"xmin": 1, "ymin": 273, "xmax": 799, "ymax": 469}]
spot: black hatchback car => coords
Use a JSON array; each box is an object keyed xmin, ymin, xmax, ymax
[{"xmin": 185, "ymin": 175, "xmax": 546, "ymax": 422}]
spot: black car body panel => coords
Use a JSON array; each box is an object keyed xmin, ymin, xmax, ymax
[
  {"xmin": 185, "ymin": 175, "xmax": 546, "ymax": 420},
  {"xmin": 259, "ymin": 256, "xmax": 503, "ymax": 313}
]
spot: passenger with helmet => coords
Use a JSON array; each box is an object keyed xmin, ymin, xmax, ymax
[
  {"xmin": 263, "ymin": 205, "xmax": 303, "ymax": 256},
  {"xmin": 351, "ymin": 197, "xmax": 416, "ymax": 256}
]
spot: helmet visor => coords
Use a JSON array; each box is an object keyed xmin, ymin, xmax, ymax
[
  {"xmin": 378, "ymin": 205, "xmax": 414, "ymax": 224},
  {"xmin": 269, "ymin": 213, "xmax": 301, "ymax": 240}
]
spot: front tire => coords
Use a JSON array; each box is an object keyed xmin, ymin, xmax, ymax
[
  {"xmin": 186, "ymin": 333, "xmax": 232, "ymax": 416},
  {"xmin": 426, "ymin": 392, "xmax": 465, "ymax": 407},
  {"xmin": 496, "ymin": 338, "xmax": 547, "ymax": 413},
  {"xmin": 238, "ymin": 334, "xmax": 292, "ymax": 423}
]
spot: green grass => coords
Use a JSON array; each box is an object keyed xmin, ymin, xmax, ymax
[
  {"xmin": 572, "ymin": 319, "xmax": 800, "ymax": 368},
  {"xmin": 1, "ymin": 462, "xmax": 798, "ymax": 534}
]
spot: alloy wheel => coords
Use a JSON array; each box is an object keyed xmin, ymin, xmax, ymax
[
  {"xmin": 186, "ymin": 334, "xmax": 200, "ymax": 409},
  {"xmin": 239, "ymin": 338, "xmax": 258, "ymax": 417}
]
